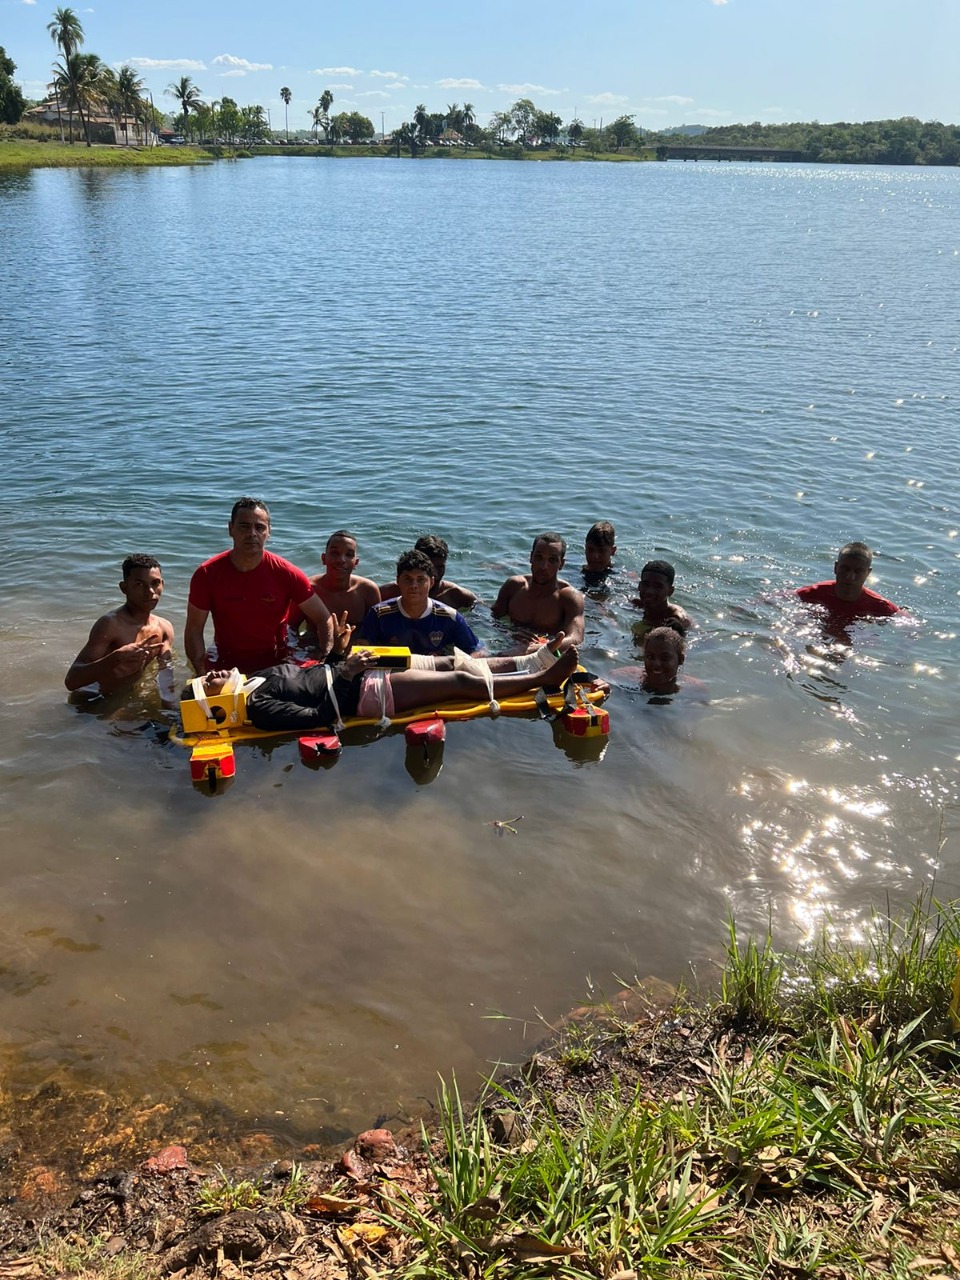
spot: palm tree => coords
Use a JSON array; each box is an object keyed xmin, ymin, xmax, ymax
[
  {"xmin": 317, "ymin": 89, "xmax": 333, "ymax": 141},
  {"xmin": 166, "ymin": 75, "xmax": 202, "ymax": 138},
  {"xmin": 567, "ymin": 118, "xmax": 584, "ymax": 147},
  {"xmin": 413, "ymin": 102, "xmax": 428, "ymax": 150},
  {"xmin": 113, "ymin": 64, "xmax": 144, "ymax": 145},
  {"xmin": 52, "ymin": 50, "xmax": 106, "ymax": 146},
  {"xmin": 462, "ymin": 101, "xmax": 475, "ymax": 143},
  {"xmin": 445, "ymin": 101, "xmax": 462, "ymax": 136},
  {"xmin": 280, "ymin": 85, "xmax": 291, "ymax": 141},
  {"xmin": 310, "ymin": 103, "xmax": 322, "ymax": 141},
  {"xmin": 47, "ymin": 6, "xmax": 84, "ymax": 141}
]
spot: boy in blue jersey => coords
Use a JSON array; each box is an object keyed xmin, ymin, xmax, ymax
[{"xmin": 359, "ymin": 550, "xmax": 482, "ymax": 656}]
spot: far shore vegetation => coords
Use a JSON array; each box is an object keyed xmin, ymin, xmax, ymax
[{"xmin": 2, "ymin": 8, "xmax": 959, "ymax": 169}]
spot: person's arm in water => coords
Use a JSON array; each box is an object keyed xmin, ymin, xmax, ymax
[
  {"xmin": 491, "ymin": 576, "xmax": 523, "ymax": 620},
  {"xmin": 298, "ymin": 593, "xmax": 334, "ymax": 658},
  {"xmin": 65, "ymin": 615, "xmax": 163, "ymax": 692},
  {"xmin": 559, "ymin": 585, "xmax": 585, "ymax": 645},
  {"xmin": 184, "ymin": 603, "xmax": 211, "ymax": 676}
]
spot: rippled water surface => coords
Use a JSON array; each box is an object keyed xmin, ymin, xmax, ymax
[{"xmin": 1, "ymin": 157, "xmax": 958, "ymax": 1158}]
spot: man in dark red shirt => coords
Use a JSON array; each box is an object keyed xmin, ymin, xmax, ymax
[
  {"xmin": 797, "ymin": 541, "xmax": 900, "ymax": 622},
  {"xmin": 185, "ymin": 498, "xmax": 334, "ymax": 675}
]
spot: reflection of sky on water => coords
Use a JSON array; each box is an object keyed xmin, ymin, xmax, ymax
[{"xmin": 2, "ymin": 159, "xmax": 959, "ymax": 1152}]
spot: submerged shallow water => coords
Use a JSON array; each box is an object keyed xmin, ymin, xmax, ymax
[{"xmin": 1, "ymin": 156, "xmax": 958, "ymax": 1165}]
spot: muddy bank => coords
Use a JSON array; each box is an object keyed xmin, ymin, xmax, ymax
[{"xmin": 0, "ymin": 980, "xmax": 682, "ymax": 1276}]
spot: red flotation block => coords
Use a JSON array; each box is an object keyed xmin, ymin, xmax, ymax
[
  {"xmin": 561, "ymin": 705, "xmax": 610, "ymax": 738},
  {"xmin": 405, "ymin": 718, "xmax": 446, "ymax": 747},
  {"xmin": 299, "ymin": 733, "xmax": 342, "ymax": 762}
]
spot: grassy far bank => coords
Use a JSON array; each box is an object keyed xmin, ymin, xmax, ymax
[
  {"xmin": 0, "ymin": 139, "xmax": 213, "ymax": 167},
  {"xmin": 0, "ymin": 137, "xmax": 653, "ymax": 169},
  {"xmin": 4, "ymin": 894, "xmax": 960, "ymax": 1278}
]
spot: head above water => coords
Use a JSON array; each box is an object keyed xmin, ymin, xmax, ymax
[
  {"xmin": 120, "ymin": 554, "xmax": 164, "ymax": 610},
  {"xmin": 833, "ymin": 541, "xmax": 874, "ymax": 600},
  {"xmin": 415, "ymin": 534, "xmax": 449, "ymax": 582},
  {"xmin": 642, "ymin": 623, "xmax": 686, "ymax": 689},
  {"xmin": 585, "ymin": 521, "xmax": 617, "ymax": 572},
  {"xmin": 322, "ymin": 531, "xmax": 360, "ymax": 580},
  {"xmin": 530, "ymin": 533, "xmax": 567, "ymax": 585}
]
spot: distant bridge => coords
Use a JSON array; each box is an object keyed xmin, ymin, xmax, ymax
[{"xmin": 661, "ymin": 144, "xmax": 806, "ymax": 162}]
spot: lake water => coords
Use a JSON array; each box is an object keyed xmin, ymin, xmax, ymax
[{"xmin": 1, "ymin": 156, "xmax": 958, "ymax": 1176}]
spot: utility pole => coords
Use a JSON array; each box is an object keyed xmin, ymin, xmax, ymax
[{"xmin": 381, "ymin": 110, "xmax": 385, "ymax": 142}]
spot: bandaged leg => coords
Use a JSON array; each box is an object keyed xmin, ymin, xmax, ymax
[
  {"xmin": 453, "ymin": 648, "xmax": 499, "ymax": 714},
  {"xmin": 409, "ymin": 653, "xmax": 438, "ymax": 670},
  {"xmin": 513, "ymin": 640, "xmax": 559, "ymax": 674}
]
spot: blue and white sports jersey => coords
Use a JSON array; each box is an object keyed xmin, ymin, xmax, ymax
[{"xmin": 358, "ymin": 598, "xmax": 479, "ymax": 656}]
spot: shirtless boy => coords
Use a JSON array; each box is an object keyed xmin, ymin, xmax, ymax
[
  {"xmin": 380, "ymin": 535, "xmax": 477, "ymax": 611},
  {"xmin": 492, "ymin": 533, "xmax": 585, "ymax": 650},
  {"xmin": 631, "ymin": 560, "xmax": 693, "ymax": 639},
  {"xmin": 66, "ymin": 554, "xmax": 174, "ymax": 700},
  {"xmin": 797, "ymin": 542, "xmax": 900, "ymax": 620},
  {"xmin": 291, "ymin": 530, "xmax": 380, "ymax": 646}
]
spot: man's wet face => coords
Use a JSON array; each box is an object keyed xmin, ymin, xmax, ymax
[
  {"xmin": 833, "ymin": 552, "xmax": 871, "ymax": 599},
  {"xmin": 230, "ymin": 507, "xmax": 270, "ymax": 555},
  {"xmin": 531, "ymin": 540, "xmax": 565, "ymax": 584}
]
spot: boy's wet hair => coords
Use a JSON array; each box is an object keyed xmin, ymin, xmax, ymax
[
  {"xmin": 326, "ymin": 529, "xmax": 357, "ymax": 549},
  {"xmin": 415, "ymin": 534, "xmax": 449, "ymax": 561},
  {"xmin": 532, "ymin": 532, "xmax": 567, "ymax": 558},
  {"xmin": 230, "ymin": 496, "xmax": 270, "ymax": 524},
  {"xmin": 642, "ymin": 559, "xmax": 675, "ymax": 585},
  {"xmin": 122, "ymin": 553, "xmax": 161, "ymax": 579},
  {"xmin": 397, "ymin": 549, "xmax": 435, "ymax": 578},
  {"xmin": 838, "ymin": 540, "xmax": 872, "ymax": 563},
  {"xmin": 586, "ymin": 521, "xmax": 616, "ymax": 548},
  {"xmin": 644, "ymin": 624, "xmax": 686, "ymax": 653}
]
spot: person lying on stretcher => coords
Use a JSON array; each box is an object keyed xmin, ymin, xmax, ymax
[{"xmin": 191, "ymin": 635, "xmax": 600, "ymax": 732}]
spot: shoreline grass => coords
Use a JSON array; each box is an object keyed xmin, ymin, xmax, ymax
[
  {"xmin": 381, "ymin": 895, "xmax": 960, "ymax": 1278},
  {"xmin": 6, "ymin": 894, "xmax": 960, "ymax": 1277},
  {"xmin": 0, "ymin": 140, "xmax": 214, "ymax": 168}
]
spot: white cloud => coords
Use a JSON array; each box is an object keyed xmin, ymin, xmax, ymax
[
  {"xmin": 21, "ymin": 1, "xmax": 37, "ymax": 6},
  {"xmin": 650, "ymin": 95, "xmax": 694, "ymax": 106},
  {"xmin": 370, "ymin": 70, "xmax": 406, "ymax": 79},
  {"xmin": 381, "ymin": 82, "xmax": 407, "ymax": 91},
  {"xmin": 585, "ymin": 92, "xmax": 629, "ymax": 106},
  {"xmin": 697, "ymin": 108, "xmax": 733, "ymax": 118},
  {"xmin": 497, "ymin": 82, "xmax": 561, "ymax": 96},
  {"xmin": 313, "ymin": 65, "xmax": 362, "ymax": 76},
  {"xmin": 709, "ymin": 0, "xmax": 730, "ymax": 5},
  {"xmin": 126, "ymin": 57, "xmax": 206, "ymax": 71},
  {"xmin": 761, "ymin": 106, "xmax": 785, "ymax": 115},
  {"xmin": 637, "ymin": 108, "xmax": 670, "ymax": 117},
  {"xmin": 436, "ymin": 77, "xmax": 484, "ymax": 90},
  {"xmin": 212, "ymin": 54, "xmax": 272, "ymax": 74},
  {"xmin": 358, "ymin": 90, "xmax": 390, "ymax": 99},
  {"xmin": 326, "ymin": 83, "xmax": 353, "ymax": 90}
]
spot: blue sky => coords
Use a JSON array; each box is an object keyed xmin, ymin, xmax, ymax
[{"xmin": 5, "ymin": 0, "xmax": 959, "ymax": 132}]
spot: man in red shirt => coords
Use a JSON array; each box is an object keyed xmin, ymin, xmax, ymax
[
  {"xmin": 797, "ymin": 541, "xmax": 900, "ymax": 622},
  {"xmin": 185, "ymin": 498, "xmax": 334, "ymax": 675}
]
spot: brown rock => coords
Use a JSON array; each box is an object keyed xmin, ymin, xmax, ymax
[
  {"xmin": 354, "ymin": 1128, "xmax": 397, "ymax": 1162},
  {"xmin": 18, "ymin": 1164, "xmax": 64, "ymax": 1201},
  {"xmin": 141, "ymin": 1144, "xmax": 190, "ymax": 1174}
]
